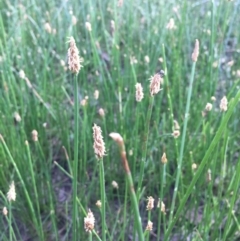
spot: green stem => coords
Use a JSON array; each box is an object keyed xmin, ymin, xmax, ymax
[
  {"xmin": 168, "ymin": 61, "xmax": 197, "ymax": 225},
  {"xmin": 99, "ymin": 160, "xmax": 106, "ymax": 241},
  {"xmin": 0, "ymin": 136, "xmax": 42, "ymax": 240},
  {"xmin": 72, "ymin": 74, "xmax": 79, "ymax": 241},
  {"xmin": 25, "ymin": 142, "xmax": 44, "ymax": 240},
  {"xmin": 137, "ymin": 96, "xmax": 154, "ymax": 198},
  {"xmin": 164, "ymin": 89, "xmax": 240, "ymax": 240}
]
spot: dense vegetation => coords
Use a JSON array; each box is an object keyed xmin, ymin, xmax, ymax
[{"xmin": 1, "ymin": 0, "xmax": 240, "ymax": 240}]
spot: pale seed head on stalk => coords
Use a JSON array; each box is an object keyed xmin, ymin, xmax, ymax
[
  {"xmin": 32, "ymin": 130, "xmax": 38, "ymax": 142},
  {"xmin": 67, "ymin": 36, "xmax": 83, "ymax": 75},
  {"xmin": 149, "ymin": 73, "xmax": 163, "ymax": 96},
  {"xmin": 111, "ymin": 180, "xmax": 119, "ymax": 189},
  {"xmin": 3, "ymin": 207, "xmax": 8, "ymax": 216},
  {"xmin": 96, "ymin": 200, "xmax": 102, "ymax": 208},
  {"xmin": 205, "ymin": 102, "xmax": 213, "ymax": 112},
  {"xmin": 172, "ymin": 130, "xmax": 180, "ymax": 138},
  {"xmin": 157, "ymin": 199, "xmax": 166, "ymax": 214},
  {"xmin": 109, "ymin": 132, "xmax": 124, "ymax": 147},
  {"xmin": 146, "ymin": 196, "xmax": 154, "ymax": 210},
  {"xmin": 145, "ymin": 220, "xmax": 153, "ymax": 231},
  {"xmin": 84, "ymin": 209, "xmax": 95, "ymax": 232},
  {"xmin": 161, "ymin": 152, "xmax": 168, "ymax": 164},
  {"xmin": 135, "ymin": 83, "xmax": 144, "ymax": 102},
  {"xmin": 192, "ymin": 39, "xmax": 199, "ymax": 62},
  {"xmin": 85, "ymin": 22, "xmax": 92, "ymax": 32},
  {"xmin": 7, "ymin": 181, "xmax": 16, "ymax": 202},
  {"xmin": 93, "ymin": 124, "xmax": 106, "ymax": 159},
  {"xmin": 220, "ymin": 96, "xmax": 228, "ymax": 112}
]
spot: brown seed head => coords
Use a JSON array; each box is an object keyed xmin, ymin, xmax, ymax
[
  {"xmin": 67, "ymin": 36, "xmax": 83, "ymax": 74},
  {"xmin": 93, "ymin": 124, "xmax": 106, "ymax": 159}
]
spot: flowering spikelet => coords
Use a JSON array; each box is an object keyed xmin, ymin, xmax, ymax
[
  {"xmin": 220, "ymin": 96, "xmax": 228, "ymax": 112},
  {"xmin": 192, "ymin": 39, "xmax": 199, "ymax": 62},
  {"xmin": 96, "ymin": 200, "xmax": 102, "ymax": 208},
  {"xmin": 3, "ymin": 207, "xmax": 8, "ymax": 216},
  {"xmin": 146, "ymin": 196, "xmax": 154, "ymax": 211},
  {"xmin": 94, "ymin": 90, "xmax": 99, "ymax": 100},
  {"xmin": 135, "ymin": 83, "xmax": 144, "ymax": 102},
  {"xmin": 166, "ymin": 18, "xmax": 176, "ymax": 30},
  {"xmin": 144, "ymin": 55, "xmax": 150, "ymax": 64},
  {"xmin": 157, "ymin": 199, "xmax": 166, "ymax": 214},
  {"xmin": 98, "ymin": 108, "xmax": 105, "ymax": 117},
  {"xmin": 172, "ymin": 130, "xmax": 180, "ymax": 138},
  {"xmin": 84, "ymin": 209, "xmax": 95, "ymax": 232},
  {"xmin": 67, "ymin": 36, "xmax": 83, "ymax": 74},
  {"xmin": 7, "ymin": 181, "xmax": 16, "ymax": 202},
  {"xmin": 14, "ymin": 112, "xmax": 21, "ymax": 122},
  {"xmin": 149, "ymin": 73, "xmax": 162, "ymax": 96},
  {"xmin": 112, "ymin": 180, "xmax": 119, "ymax": 189},
  {"xmin": 85, "ymin": 22, "xmax": 92, "ymax": 32},
  {"xmin": 145, "ymin": 220, "xmax": 153, "ymax": 231},
  {"xmin": 205, "ymin": 103, "xmax": 213, "ymax": 111},
  {"xmin": 161, "ymin": 152, "xmax": 168, "ymax": 164},
  {"xmin": 173, "ymin": 120, "xmax": 180, "ymax": 130},
  {"xmin": 32, "ymin": 130, "xmax": 38, "ymax": 142},
  {"xmin": 93, "ymin": 124, "xmax": 106, "ymax": 159}
]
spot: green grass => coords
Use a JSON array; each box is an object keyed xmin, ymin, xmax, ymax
[{"xmin": 1, "ymin": 0, "xmax": 240, "ymax": 240}]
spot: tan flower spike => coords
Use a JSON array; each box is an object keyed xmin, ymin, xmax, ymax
[
  {"xmin": 93, "ymin": 124, "xmax": 106, "ymax": 159},
  {"xmin": 67, "ymin": 36, "xmax": 83, "ymax": 74},
  {"xmin": 149, "ymin": 73, "xmax": 163, "ymax": 96},
  {"xmin": 7, "ymin": 181, "xmax": 16, "ymax": 202}
]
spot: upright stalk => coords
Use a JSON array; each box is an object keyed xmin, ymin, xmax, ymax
[
  {"xmin": 109, "ymin": 133, "xmax": 144, "ymax": 241},
  {"xmin": 168, "ymin": 60, "xmax": 197, "ymax": 225},
  {"xmin": 99, "ymin": 160, "xmax": 106, "ymax": 241},
  {"xmin": 137, "ymin": 96, "xmax": 154, "ymax": 198},
  {"xmin": 72, "ymin": 75, "xmax": 79, "ymax": 241}
]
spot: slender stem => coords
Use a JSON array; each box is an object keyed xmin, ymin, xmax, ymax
[
  {"xmin": 164, "ymin": 90, "xmax": 240, "ymax": 241},
  {"xmin": 157, "ymin": 164, "xmax": 166, "ymax": 240},
  {"xmin": 110, "ymin": 136, "xmax": 144, "ymax": 241},
  {"xmin": 162, "ymin": 44, "xmax": 179, "ymax": 159},
  {"xmin": 9, "ymin": 201, "xmax": 12, "ymax": 241},
  {"xmin": 137, "ymin": 96, "xmax": 154, "ymax": 198},
  {"xmin": 25, "ymin": 142, "xmax": 44, "ymax": 240},
  {"xmin": 99, "ymin": 160, "xmax": 106, "ymax": 241},
  {"xmin": 169, "ymin": 61, "xmax": 197, "ymax": 225},
  {"xmin": 72, "ymin": 74, "xmax": 79, "ymax": 241},
  {"xmin": 209, "ymin": 0, "xmax": 215, "ymax": 94},
  {"xmin": 0, "ymin": 136, "xmax": 42, "ymax": 239}
]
